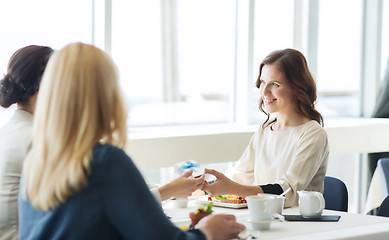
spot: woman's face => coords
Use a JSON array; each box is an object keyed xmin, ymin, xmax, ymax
[{"xmin": 259, "ymin": 64, "xmax": 295, "ymax": 115}]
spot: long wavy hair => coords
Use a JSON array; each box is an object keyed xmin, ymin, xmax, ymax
[
  {"xmin": 256, "ymin": 49, "xmax": 323, "ymax": 128},
  {"xmin": 22, "ymin": 43, "xmax": 128, "ymax": 210}
]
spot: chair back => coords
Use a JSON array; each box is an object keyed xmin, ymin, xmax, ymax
[
  {"xmin": 377, "ymin": 195, "xmax": 389, "ymax": 217},
  {"xmin": 377, "ymin": 158, "xmax": 389, "ymax": 197},
  {"xmin": 323, "ymin": 176, "xmax": 348, "ymax": 212}
]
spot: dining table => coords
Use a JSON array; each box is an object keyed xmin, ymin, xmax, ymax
[{"xmin": 163, "ymin": 198, "xmax": 389, "ymax": 240}]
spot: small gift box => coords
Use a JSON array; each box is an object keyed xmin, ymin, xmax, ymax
[{"xmin": 174, "ymin": 160, "xmax": 201, "ymax": 175}]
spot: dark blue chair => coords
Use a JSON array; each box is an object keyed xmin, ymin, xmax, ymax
[
  {"xmin": 377, "ymin": 195, "xmax": 389, "ymax": 217},
  {"xmin": 323, "ymin": 176, "xmax": 348, "ymax": 212}
]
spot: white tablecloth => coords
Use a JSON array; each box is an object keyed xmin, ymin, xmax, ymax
[{"xmin": 165, "ymin": 200, "xmax": 389, "ymax": 240}]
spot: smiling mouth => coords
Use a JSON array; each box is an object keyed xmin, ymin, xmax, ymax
[{"xmin": 263, "ymin": 98, "xmax": 276, "ymax": 104}]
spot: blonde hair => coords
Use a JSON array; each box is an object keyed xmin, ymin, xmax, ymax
[{"xmin": 23, "ymin": 43, "xmax": 128, "ymax": 211}]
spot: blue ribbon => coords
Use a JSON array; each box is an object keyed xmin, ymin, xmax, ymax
[{"xmin": 178, "ymin": 160, "xmax": 200, "ymax": 174}]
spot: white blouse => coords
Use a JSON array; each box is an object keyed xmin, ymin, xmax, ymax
[
  {"xmin": 0, "ymin": 110, "xmax": 33, "ymax": 240},
  {"xmin": 226, "ymin": 120, "xmax": 329, "ymax": 207}
]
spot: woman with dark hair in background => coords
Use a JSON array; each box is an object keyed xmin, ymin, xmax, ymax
[
  {"xmin": 0, "ymin": 45, "xmax": 53, "ymax": 239},
  {"xmin": 203, "ymin": 49, "xmax": 329, "ymax": 207}
]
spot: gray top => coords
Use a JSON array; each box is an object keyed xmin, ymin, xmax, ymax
[{"xmin": 0, "ymin": 109, "xmax": 33, "ymax": 240}]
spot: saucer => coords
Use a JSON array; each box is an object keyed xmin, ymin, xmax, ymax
[{"xmin": 243, "ymin": 218, "xmax": 273, "ymax": 231}]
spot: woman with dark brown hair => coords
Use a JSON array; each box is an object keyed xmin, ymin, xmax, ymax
[
  {"xmin": 203, "ymin": 49, "xmax": 329, "ymax": 207},
  {"xmin": 0, "ymin": 45, "xmax": 53, "ymax": 239}
]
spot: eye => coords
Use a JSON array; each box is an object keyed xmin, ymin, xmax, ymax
[
  {"xmin": 258, "ymin": 80, "xmax": 265, "ymax": 87},
  {"xmin": 272, "ymin": 82, "xmax": 279, "ymax": 87}
]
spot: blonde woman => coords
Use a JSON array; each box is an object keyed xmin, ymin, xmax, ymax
[{"xmin": 19, "ymin": 43, "xmax": 244, "ymax": 240}]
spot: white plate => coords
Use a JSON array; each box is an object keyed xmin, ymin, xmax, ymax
[{"xmin": 195, "ymin": 196, "xmax": 248, "ymax": 209}]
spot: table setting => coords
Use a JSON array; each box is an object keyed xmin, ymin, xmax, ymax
[
  {"xmin": 163, "ymin": 190, "xmax": 389, "ymax": 240},
  {"xmin": 155, "ymin": 160, "xmax": 389, "ymax": 239}
]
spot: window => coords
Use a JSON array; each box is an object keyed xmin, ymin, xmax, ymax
[
  {"xmin": 250, "ymin": 0, "xmax": 295, "ymax": 124},
  {"xmin": 111, "ymin": 0, "xmax": 163, "ymax": 126},
  {"xmin": 112, "ymin": 0, "xmax": 236, "ymax": 127},
  {"xmin": 316, "ymin": 0, "xmax": 363, "ymax": 118},
  {"xmin": 253, "ymin": 1, "xmax": 294, "ymax": 62},
  {"xmin": 1, "ymin": 0, "xmax": 380, "ymax": 128},
  {"xmin": 0, "ymin": 0, "xmax": 92, "ymax": 126},
  {"xmin": 175, "ymin": 0, "xmax": 236, "ymax": 125},
  {"xmin": 382, "ymin": 0, "xmax": 389, "ymax": 79}
]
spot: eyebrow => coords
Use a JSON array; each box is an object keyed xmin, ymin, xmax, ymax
[{"xmin": 260, "ymin": 79, "xmax": 283, "ymax": 84}]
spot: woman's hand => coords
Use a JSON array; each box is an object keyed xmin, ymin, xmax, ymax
[
  {"xmin": 197, "ymin": 214, "xmax": 246, "ymax": 240},
  {"xmin": 158, "ymin": 170, "xmax": 205, "ymax": 201},
  {"xmin": 202, "ymin": 168, "xmax": 263, "ymax": 197},
  {"xmin": 201, "ymin": 168, "xmax": 240, "ymax": 196}
]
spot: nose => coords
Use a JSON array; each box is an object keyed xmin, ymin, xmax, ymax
[{"xmin": 261, "ymin": 83, "xmax": 270, "ymax": 95}]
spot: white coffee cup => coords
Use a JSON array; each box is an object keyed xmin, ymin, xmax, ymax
[
  {"xmin": 246, "ymin": 195, "xmax": 274, "ymax": 230},
  {"xmin": 169, "ymin": 198, "xmax": 188, "ymax": 208},
  {"xmin": 297, "ymin": 191, "xmax": 325, "ymax": 218},
  {"xmin": 257, "ymin": 193, "xmax": 285, "ymax": 215}
]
